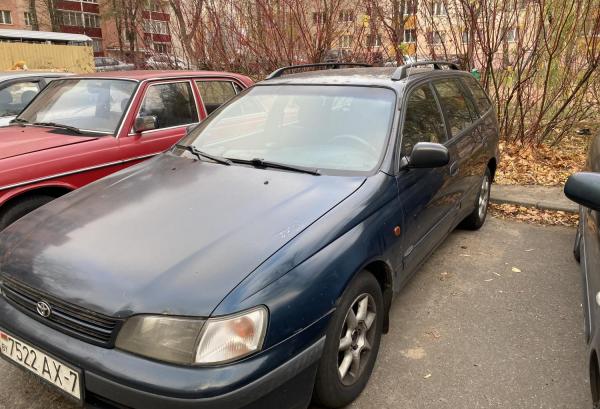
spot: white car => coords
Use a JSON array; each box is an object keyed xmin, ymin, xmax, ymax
[
  {"xmin": 144, "ymin": 54, "xmax": 189, "ymax": 70},
  {"xmin": 0, "ymin": 72, "xmax": 72, "ymax": 126},
  {"xmin": 94, "ymin": 57, "xmax": 134, "ymax": 72}
]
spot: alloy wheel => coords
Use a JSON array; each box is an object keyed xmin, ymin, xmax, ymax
[
  {"xmin": 478, "ymin": 174, "xmax": 490, "ymax": 219},
  {"xmin": 337, "ymin": 293, "xmax": 377, "ymax": 386}
]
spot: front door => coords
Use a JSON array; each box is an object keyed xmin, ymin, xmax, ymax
[
  {"xmin": 394, "ymin": 82, "xmax": 454, "ymax": 277},
  {"xmin": 119, "ymin": 80, "xmax": 202, "ymax": 163}
]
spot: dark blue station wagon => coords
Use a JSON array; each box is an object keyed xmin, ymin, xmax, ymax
[{"xmin": 0, "ymin": 62, "xmax": 499, "ymax": 409}]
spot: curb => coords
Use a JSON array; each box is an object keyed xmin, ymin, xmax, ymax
[{"xmin": 490, "ymin": 195, "xmax": 577, "ymax": 213}]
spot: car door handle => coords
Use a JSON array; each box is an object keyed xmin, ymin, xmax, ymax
[{"xmin": 450, "ymin": 162, "xmax": 459, "ymax": 176}]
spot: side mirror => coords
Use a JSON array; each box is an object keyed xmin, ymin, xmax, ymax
[
  {"xmin": 407, "ymin": 142, "xmax": 449, "ymax": 169},
  {"xmin": 564, "ymin": 172, "xmax": 600, "ymax": 211},
  {"xmin": 134, "ymin": 115, "xmax": 157, "ymax": 133}
]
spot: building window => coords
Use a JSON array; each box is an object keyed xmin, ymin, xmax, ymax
[
  {"xmin": 404, "ymin": 29, "xmax": 416, "ymax": 43},
  {"xmin": 154, "ymin": 43, "xmax": 168, "ymax": 53},
  {"xmin": 0, "ymin": 10, "xmax": 12, "ymax": 25},
  {"xmin": 143, "ymin": 19, "xmax": 169, "ymax": 34},
  {"xmin": 431, "ymin": 1, "xmax": 446, "ymax": 16},
  {"xmin": 339, "ymin": 10, "xmax": 354, "ymax": 22},
  {"xmin": 404, "ymin": 0, "xmax": 417, "ymax": 15},
  {"xmin": 340, "ymin": 34, "xmax": 353, "ymax": 48},
  {"xmin": 92, "ymin": 38, "xmax": 102, "ymax": 52},
  {"xmin": 60, "ymin": 11, "xmax": 83, "ymax": 27},
  {"xmin": 312, "ymin": 11, "xmax": 325, "ymax": 24},
  {"xmin": 506, "ymin": 27, "xmax": 518, "ymax": 42},
  {"xmin": 428, "ymin": 31, "xmax": 445, "ymax": 44},
  {"xmin": 84, "ymin": 13, "xmax": 100, "ymax": 28},
  {"xmin": 366, "ymin": 34, "xmax": 382, "ymax": 47},
  {"xmin": 462, "ymin": 31, "xmax": 470, "ymax": 43},
  {"xmin": 24, "ymin": 11, "xmax": 33, "ymax": 26},
  {"xmin": 145, "ymin": 0, "xmax": 162, "ymax": 12},
  {"xmin": 60, "ymin": 11, "xmax": 100, "ymax": 28}
]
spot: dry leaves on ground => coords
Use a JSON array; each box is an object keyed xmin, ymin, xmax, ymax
[
  {"xmin": 496, "ymin": 134, "xmax": 590, "ymax": 186},
  {"xmin": 490, "ymin": 204, "xmax": 579, "ymax": 227}
]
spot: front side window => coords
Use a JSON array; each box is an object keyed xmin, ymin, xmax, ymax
[
  {"xmin": 401, "ymin": 84, "xmax": 446, "ymax": 155},
  {"xmin": 19, "ymin": 79, "xmax": 136, "ymax": 133},
  {"xmin": 196, "ymin": 81, "xmax": 238, "ymax": 115},
  {"xmin": 180, "ymin": 85, "xmax": 397, "ymax": 173},
  {"xmin": 139, "ymin": 82, "xmax": 198, "ymax": 130},
  {"xmin": 0, "ymin": 81, "xmax": 40, "ymax": 117},
  {"xmin": 433, "ymin": 79, "xmax": 477, "ymax": 137}
]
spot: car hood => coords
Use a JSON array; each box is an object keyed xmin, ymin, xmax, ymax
[
  {"xmin": 0, "ymin": 126, "xmax": 97, "ymax": 160},
  {"xmin": 0, "ymin": 154, "xmax": 366, "ymax": 317}
]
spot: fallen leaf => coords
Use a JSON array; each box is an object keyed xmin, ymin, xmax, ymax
[
  {"xmin": 511, "ymin": 267, "xmax": 522, "ymax": 273},
  {"xmin": 424, "ymin": 373, "xmax": 432, "ymax": 379},
  {"xmin": 425, "ymin": 330, "xmax": 441, "ymax": 339}
]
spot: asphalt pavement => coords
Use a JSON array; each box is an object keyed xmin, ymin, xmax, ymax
[{"xmin": 0, "ymin": 217, "xmax": 590, "ymax": 409}]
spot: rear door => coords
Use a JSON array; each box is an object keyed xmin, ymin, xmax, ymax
[
  {"xmin": 431, "ymin": 78, "xmax": 481, "ymax": 220},
  {"xmin": 118, "ymin": 79, "xmax": 201, "ymax": 161},
  {"xmin": 395, "ymin": 81, "xmax": 452, "ymax": 276}
]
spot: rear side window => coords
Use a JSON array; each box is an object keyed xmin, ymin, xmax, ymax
[
  {"xmin": 196, "ymin": 81, "xmax": 238, "ymax": 115},
  {"xmin": 401, "ymin": 84, "xmax": 446, "ymax": 156},
  {"xmin": 433, "ymin": 79, "xmax": 476, "ymax": 137},
  {"xmin": 139, "ymin": 82, "xmax": 199, "ymax": 129},
  {"xmin": 462, "ymin": 76, "xmax": 492, "ymax": 113}
]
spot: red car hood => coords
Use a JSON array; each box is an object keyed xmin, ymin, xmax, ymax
[{"xmin": 0, "ymin": 126, "xmax": 98, "ymax": 160}]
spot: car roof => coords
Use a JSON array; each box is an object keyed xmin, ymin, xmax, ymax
[
  {"xmin": 67, "ymin": 70, "xmax": 248, "ymax": 81},
  {"xmin": 259, "ymin": 66, "xmax": 471, "ymax": 88},
  {"xmin": 0, "ymin": 71, "xmax": 73, "ymax": 81}
]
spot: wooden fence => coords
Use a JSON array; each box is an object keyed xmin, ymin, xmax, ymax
[{"xmin": 0, "ymin": 42, "xmax": 94, "ymax": 73}]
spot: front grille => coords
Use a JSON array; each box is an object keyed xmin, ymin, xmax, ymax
[{"xmin": 0, "ymin": 276, "xmax": 122, "ymax": 347}]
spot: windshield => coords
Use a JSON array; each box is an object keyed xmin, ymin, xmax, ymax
[
  {"xmin": 180, "ymin": 85, "xmax": 396, "ymax": 173},
  {"xmin": 18, "ymin": 79, "xmax": 137, "ymax": 133}
]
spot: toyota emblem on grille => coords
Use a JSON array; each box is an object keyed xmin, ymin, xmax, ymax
[{"xmin": 36, "ymin": 301, "xmax": 52, "ymax": 318}]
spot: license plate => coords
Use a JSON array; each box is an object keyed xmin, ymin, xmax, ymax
[{"xmin": 0, "ymin": 331, "xmax": 81, "ymax": 400}]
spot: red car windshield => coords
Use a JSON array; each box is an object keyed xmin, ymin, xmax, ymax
[{"xmin": 18, "ymin": 78, "xmax": 137, "ymax": 134}]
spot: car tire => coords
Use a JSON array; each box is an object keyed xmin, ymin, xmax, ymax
[
  {"xmin": 0, "ymin": 195, "xmax": 55, "ymax": 231},
  {"xmin": 461, "ymin": 168, "xmax": 492, "ymax": 230},
  {"xmin": 312, "ymin": 271, "xmax": 384, "ymax": 408}
]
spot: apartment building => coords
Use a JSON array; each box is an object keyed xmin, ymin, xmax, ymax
[
  {"xmin": 0, "ymin": 0, "xmax": 31, "ymax": 29},
  {"xmin": 0, "ymin": 0, "xmax": 179, "ymax": 59},
  {"xmin": 310, "ymin": 0, "xmax": 537, "ymax": 67}
]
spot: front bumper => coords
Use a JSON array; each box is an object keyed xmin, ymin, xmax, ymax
[{"xmin": 0, "ymin": 297, "xmax": 327, "ymax": 409}]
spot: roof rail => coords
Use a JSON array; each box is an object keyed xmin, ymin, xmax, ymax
[
  {"xmin": 391, "ymin": 61, "xmax": 459, "ymax": 81},
  {"xmin": 265, "ymin": 63, "xmax": 372, "ymax": 80}
]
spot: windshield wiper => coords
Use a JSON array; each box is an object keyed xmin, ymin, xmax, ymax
[
  {"xmin": 33, "ymin": 122, "xmax": 84, "ymax": 134},
  {"xmin": 228, "ymin": 158, "xmax": 321, "ymax": 176},
  {"xmin": 177, "ymin": 144, "xmax": 232, "ymax": 166},
  {"xmin": 9, "ymin": 118, "xmax": 28, "ymax": 126}
]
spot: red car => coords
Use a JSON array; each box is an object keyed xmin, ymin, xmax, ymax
[{"xmin": 0, "ymin": 70, "xmax": 253, "ymax": 230}]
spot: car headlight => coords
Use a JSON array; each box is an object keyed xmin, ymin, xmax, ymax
[{"xmin": 115, "ymin": 306, "xmax": 268, "ymax": 365}]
